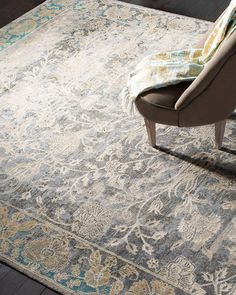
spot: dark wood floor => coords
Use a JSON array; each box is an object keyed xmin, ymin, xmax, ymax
[
  {"xmin": 119, "ymin": 0, "xmax": 230, "ymax": 21},
  {"xmin": 0, "ymin": 0, "xmax": 45, "ymax": 28},
  {"xmin": 0, "ymin": 262, "xmax": 61, "ymax": 295}
]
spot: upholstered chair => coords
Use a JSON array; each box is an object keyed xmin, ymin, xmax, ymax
[{"xmin": 135, "ymin": 29, "xmax": 236, "ymax": 149}]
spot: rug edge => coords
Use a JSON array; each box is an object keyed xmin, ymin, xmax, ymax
[{"xmin": 0, "ymin": 255, "xmax": 76, "ymax": 295}]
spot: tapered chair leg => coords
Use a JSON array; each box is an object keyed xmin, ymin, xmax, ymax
[
  {"xmin": 215, "ymin": 119, "xmax": 226, "ymax": 149},
  {"xmin": 144, "ymin": 118, "xmax": 156, "ymax": 147}
]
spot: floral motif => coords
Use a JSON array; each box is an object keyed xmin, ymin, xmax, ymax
[
  {"xmin": 151, "ymin": 280, "xmax": 175, "ymax": 295},
  {"xmin": 119, "ymin": 264, "xmax": 138, "ymax": 279},
  {"xmin": 177, "ymin": 211, "xmax": 221, "ymax": 251},
  {"xmin": 148, "ymin": 198, "xmax": 164, "ymax": 215},
  {"xmin": 147, "ymin": 258, "xmax": 159, "ymax": 270},
  {"xmin": 202, "ymin": 267, "xmax": 235, "ymax": 295},
  {"xmin": 0, "ymin": 207, "xmax": 36, "ymax": 241},
  {"xmin": 48, "ymin": 132, "xmax": 82, "ymax": 155},
  {"xmin": 104, "ymin": 6, "xmax": 133, "ymax": 20},
  {"xmin": 8, "ymin": 19, "xmax": 37, "ymax": 36},
  {"xmin": 136, "ymin": 14, "xmax": 165, "ymax": 30},
  {"xmin": 85, "ymin": 265, "xmax": 111, "ymax": 287},
  {"xmin": 159, "ymin": 257, "xmax": 195, "ymax": 292},
  {"xmin": 37, "ymin": 8, "xmax": 60, "ymax": 19},
  {"xmin": 104, "ymin": 256, "xmax": 117, "ymax": 268},
  {"xmin": 167, "ymin": 17, "xmax": 199, "ymax": 32},
  {"xmin": 25, "ymin": 237, "xmax": 70, "ymax": 271},
  {"xmin": 8, "ymin": 162, "xmax": 41, "ymax": 182},
  {"xmin": 72, "ymin": 201, "xmax": 111, "ymax": 239},
  {"xmin": 126, "ymin": 279, "xmax": 175, "ymax": 295},
  {"xmin": 85, "ymin": 250, "xmax": 115, "ymax": 289}
]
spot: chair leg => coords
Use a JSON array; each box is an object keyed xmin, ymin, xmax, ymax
[
  {"xmin": 215, "ymin": 119, "xmax": 226, "ymax": 149},
  {"xmin": 144, "ymin": 118, "xmax": 156, "ymax": 147}
]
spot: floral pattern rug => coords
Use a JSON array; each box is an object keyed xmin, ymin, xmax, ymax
[{"xmin": 0, "ymin": 0, "xmax": 235, "ymax": 294}]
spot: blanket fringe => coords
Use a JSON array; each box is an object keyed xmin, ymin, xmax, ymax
[{"xmin": 121, "ymin": 87, "xmax": 137, "ymax": 116}]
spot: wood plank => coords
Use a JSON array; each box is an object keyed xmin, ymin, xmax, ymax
[
  {"xmin": 13, "ymin": 278, "xmax": 46, "ymax": 295},
  {"xmin": 0, "ymin": 263, "xmax": 11, "ymax": 280},
  {"xmin": 0, "ymin": 263, "xmax": 60, "ymax": 295},
  {"xmin": 40, "ymin": 288, "xmax": 61, "ymax": 295},
  {"xmin": 0, "ymin": 268, "xmax": 27, "ymax": 295}
]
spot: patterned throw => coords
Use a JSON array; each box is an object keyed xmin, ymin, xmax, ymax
[{"xmin": 121, "ymin": 0, "xmax": 236, "ymax": 115}]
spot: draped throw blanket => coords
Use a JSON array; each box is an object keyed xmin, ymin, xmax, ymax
[{"xmin": 121, "ymin": 0, "xmax": 236, "ymax": 115}]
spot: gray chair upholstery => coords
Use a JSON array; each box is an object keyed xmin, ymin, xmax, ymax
[{"xmin": 135, "ymin": 28, "xmax": 236, "ymax": 149}]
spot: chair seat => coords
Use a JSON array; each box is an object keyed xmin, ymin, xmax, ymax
[
  {"xmin": 135, "ymin": 82, "xmax": 191, "ymax": 125},
  {"xmin": 139, "ymin": 82, "xmax": 192, "ymax": 110}
]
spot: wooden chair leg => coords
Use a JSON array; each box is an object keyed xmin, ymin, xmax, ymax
[
  {"xmin": 215, "ymin": 119, "xmax": 226, "ymax": 149},
  {"xmin": 144, "ymin": 118, "xmax": 156, "ymax": 147}
]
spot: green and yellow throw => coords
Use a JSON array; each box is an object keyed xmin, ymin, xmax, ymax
[{"xmin": 121, "ymin": 0, "xmax": 236, "ymax": 115}]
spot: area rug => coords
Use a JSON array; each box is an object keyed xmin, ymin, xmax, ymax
[{"xmin": 0, "ymin": 0, "xmax": 235, "ymax": 294}]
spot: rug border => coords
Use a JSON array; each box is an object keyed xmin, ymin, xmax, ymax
[
  {"xmin": 0, "ymin": 0, "xmax": 212, "ymax": 53},
  {"xmin": 1, "ymin": 200, "xmax": 191, "ymax": 294}
]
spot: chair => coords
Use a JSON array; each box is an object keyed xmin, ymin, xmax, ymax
[{"xmin": 135, "ymin": 29, "xmax": 236, "ymax": 149}]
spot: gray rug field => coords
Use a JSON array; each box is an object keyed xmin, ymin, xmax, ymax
[{"xmin": 0, "ymin": 0, "xmax": 235, "ymax": 294}]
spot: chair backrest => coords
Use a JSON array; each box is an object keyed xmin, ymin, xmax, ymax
[{"xmin": 175, "ymin": 29, "xmax": 236, "ymax": 127}]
